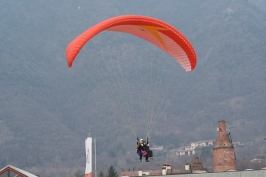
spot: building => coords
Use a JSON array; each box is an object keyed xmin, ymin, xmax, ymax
[
  {"xmin": 176, "ymin": 146, "xmax": 195, "ymax": 156},
  {"xmin": 174, "ymin": 140, "xmax": 214, "ymax": 157},
  {"xmin": 251, "ymin": 158, "xmax": 264, "ymax": 163},
  {"xmin": 232, "ymin": 141, "xmax": 245, "ymax": 147},
  {"xmin": 150, "ymin": 145, "xmax": 164, "ymax": 151},
  {"xmin": 0, "ymin": 165, "xmax": 39, "ymax": 177},
  {"xmin": 120, "ymin": 163, "xmax": 191, "ymax": 177},
  {"xmin": 191, "ymin": 157, "xmax": 206, "ymax": 173},
  {"xmin": 191, "ymin": 140, "xmax": 215, "ymax": 148},
  {"xmin": 213, "ymin": 120, "xmax": 236, "ymax": 172}
]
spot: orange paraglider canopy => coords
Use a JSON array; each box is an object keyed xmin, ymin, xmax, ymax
[{"xmin": 66, "ymin": 15, "xmax": 196, "ymax": 71}]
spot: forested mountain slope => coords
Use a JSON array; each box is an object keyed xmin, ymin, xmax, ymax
[{"xmin": 0, "ymin": 1, "xmax": 266, "ymax": 176}]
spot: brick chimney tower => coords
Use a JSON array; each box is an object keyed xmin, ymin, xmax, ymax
[{"xmin": 213, "ymin": 120, "xmax": 236, "ymax": 172}]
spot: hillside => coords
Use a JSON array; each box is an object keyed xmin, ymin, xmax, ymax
[{"xmin": 0, "ymin": 1, "xmax": 266, "ymax": 176}]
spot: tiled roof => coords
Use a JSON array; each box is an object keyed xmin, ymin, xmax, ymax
[
  {"xmin": 0, "ymin": 165, "xmax": 39, "ymax": 177},
  {"xmin": 171, "ymin": 169, "xmax": 191, "ymax": 175},
  {"xmin": 120, "ymin": 170, "xmax": 138, "ymax": 177},
  {"xmin": 120, "ymin": 169, "xmax": 193, "ymax": 177},
  {"xmin": 148, "ymin": 170, "xmax": 162, "ymax": 176}
]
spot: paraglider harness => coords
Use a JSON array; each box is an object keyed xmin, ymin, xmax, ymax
[{"xmin": 136, "ymin": 137, "xmax": 153, "ymax": 159}]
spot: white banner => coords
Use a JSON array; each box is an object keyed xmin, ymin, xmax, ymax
[{"xmin": 85, "ymin": 137, "xmax": 92, "ymax": 177}]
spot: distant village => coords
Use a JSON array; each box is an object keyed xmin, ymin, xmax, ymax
[
  {"xmin": 150, "ymin": 139, "xmax": 245, "ymax": 157},
  {"xmin": 120, "ymin": 120, "xmax": 266, "ymax": 177},
  {"xmin": 173, "ymin": 140, "xmax": 215, "ymax": 156}
]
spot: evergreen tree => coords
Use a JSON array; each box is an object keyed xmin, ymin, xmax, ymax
[
  {"xmin": 74, "ymin": 169, "xmax": 84, "ymax": 177},
  {"xmin": 98, "ymin": 170, "xmax": 105, "ymax": 177},
  {"xmin": 107, "ymin": 166, "xmax": 118, "ymax": 177}
]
